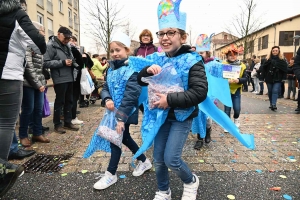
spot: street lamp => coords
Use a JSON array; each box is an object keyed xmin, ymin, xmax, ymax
[{"xmin": 293, "ymin": 35, "xmax": 300, "ymax": 56}]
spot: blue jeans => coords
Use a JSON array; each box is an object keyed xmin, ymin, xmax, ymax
[
  {"xmin": 19, "ymin": 86, "xmax": 44, "ymax": 139},
  {"xmin": 107, "ymin": 124, "xmax": 146, "ymax": 175},
  {"xmin": 224, "ymin": 88, "xmax": 241, "ymax": 119},
  {"xmin": 153, "ymin": 118, "xmax": 193, "ymax": 191},
  {"xmin": 9, "ymin": 131, "xmax": 19, "ymax": 155},
  {"xmin": 266, "ymin": 82, "xmax": 281, "ymax": 105}
]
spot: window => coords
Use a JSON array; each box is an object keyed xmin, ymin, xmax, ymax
[
  {"xmin": 73, "ymin": 0, "xmax": 78, "ymax": 10},
  {"xmin": 47, "ymin": 0, "xmax": 53, "ymax": 14},
  {"xmin": 37, "ymin": 0, "xmax": 44, "ymax": 8},
  {"xmin": 279, "ymin": 31, "xmax": 294, "ymax": 46},
  {"xmin": 37, "ymin": 13, "xmax": 44, "ymax": 25},
  {"xmin": 262, "ymin": 35, "xmax": 268, "ymax": 49},
  {"xmin": 58, "ymin": 0, "xmax": 63, "ymax": 13},
  {"xmin": 247, "ymin": 40, "xmax": 254, "ymax": 53},
  {"xmin": 47, "ymin": 18, "xmax": 54, "ymax": 36},
  {"xmin": 68, "ymin": 8, "xmax": 73, "ymax": 28},
  {"xmin": 258, "ymin": 38, "xmax": 261, "ymax": 51},
  {"xmin": 74, "ymin": 13, "xmax": 78, "ymax": 31},
  {"xmin": 295, "ymin": 31, "xmax": 300, "ymax": 46},
  {"xmin": 224, "ymin": 35, "xmax": 228, "ymax": 40}
]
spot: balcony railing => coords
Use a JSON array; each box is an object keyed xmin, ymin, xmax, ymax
[
  {"xmin": 74, "ymin": 21, "xmax": 79, "ymax": 31},
  {"xmin": 37, "ymin": 0, "xmax": 44, "ymax": 8},
  {"xmin": 73, "ymin": 0, "xmax": 78, "ymax": 10},
  {"xmin": 68, "ymin": 0, "xmax": 72, "ymax": 5},
  {"xmin": 47, "ymin": 1, "xmax": 53, "ymax": 14},
  {"xmin": 48, "ymin": 30, "xmax": 54, "ymax": 37},
  {"xmin": 69, "ymin": 18, "xmax": 73, "ymax": 28}
]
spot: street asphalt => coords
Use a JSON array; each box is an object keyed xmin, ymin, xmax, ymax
[{"xmin": 2, "ymin": 171, "xmax": 299, "ymax": 200}]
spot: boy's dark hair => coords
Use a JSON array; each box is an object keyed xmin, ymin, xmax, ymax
[
  {"xmin": 20, "ymin": 0, "xmax": 27, "ymax": 5},
  {"xmin": 252, "ymin": 55, "xmax": 256, "ymax": 59},
  {"xmin": 92, "ymin": 54, "xmax": 99, "ymax": 58},
  {"xmin": 102, "ymin": 57, "xmax": 107, "ymax": 61}
]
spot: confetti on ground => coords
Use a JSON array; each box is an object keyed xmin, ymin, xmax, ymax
[
  {"xmin": 119, "ymin": 175, "xmax": 126, "ymax": 179},
  {"xmin": 227, "ymin": 195, "xmax": 235, "ymax": 199},
  {"xmin": 283, "ymin": 194, "xmax": 292, "ymax": 200},
  {"xmin": 81, "ymin": 170, "xmax": 88, "ymax": 174},
  {"xmin": 231, "ymin": 160, "xmax": 237, "ymax": 163},
  {"xmin": 199, "ymin": 160, "xmax": 204, "ymax": 163},
  {"xmin": 279, "ymin": 175, "xmax": 287, "ymax": 179},
  {"xmin": 255, "ymin": 169, "xmax": 262, "ymax": 173},
  {"xmin": 61, "ymin": 173, "xmax": 68, "ymax": 177},
  {"xmin": 269, "ymin": 187, "xmax": 281, "ymax": 191},
  {"xmin": 269, "ymin": 170, "xmax": 275, "ymax": 172},
  {"xmin": 229, "ymin": 149, "xmax": 234, "ymax": 152}
]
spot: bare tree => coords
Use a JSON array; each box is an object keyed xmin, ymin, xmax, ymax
[
  {"xmin": 225, "ymin": 0, "xmax": 264, "ymax": 59},
  {"xmin": 81, "ymin": 0, "xmax": 124, "ymax": 58},
  {"xmin": 120, "ymin": 20, "xmax": 137, "ymax": 40}
]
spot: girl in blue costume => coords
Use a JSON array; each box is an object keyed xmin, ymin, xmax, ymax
[
  {"xmin": 92, "ymin": 32, "xmax": 152, "ymax": 190},
  {"xmin": 137, "ymin": 1, "xmax": 208, "ymax": 199},
  {"xmin": 192, "ymin": 33, "xmax": 215, "ymax": 150}
]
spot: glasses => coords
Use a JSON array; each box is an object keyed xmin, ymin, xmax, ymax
[{"xmin": 156, "ymin": 30, "xmax": 179, "ymax": 39}]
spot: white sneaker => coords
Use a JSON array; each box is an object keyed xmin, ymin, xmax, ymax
[
  {"xmin": 153, "ymin": 190, "xmax": 172, "ymax": 200},
  {"xmin": 234, "ymin": 118, "xmax": 240, "ymax": 128},
  {"xmin": 252, "ymin": 91, "xmax": 258, "ymax": 94},
  {"xmin": 71, "ymin": 117, "xmax": 83, "ymax": 125},
  {"xmin": 93, "ymin": 171, "xmax": 118, "ymax": 190},
  {"xmin": 132, "ymin": 158, "xmax": 152, "ymax": 177},
  {"xmin": 181, "ymin": 175, "xmax": 199, "ymax": 200}
]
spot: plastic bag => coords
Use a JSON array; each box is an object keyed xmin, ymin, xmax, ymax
[
  {"xmin": 96, "ymin": 109, "xmax": 123, "ymax": 148},
  {"xmin": 80, "ymin": 67, "xmax": 95, "ymax": 95},
  {"xmin": 42, "ymin": 87, "xmax": 51, "ymax": 118},
  {"xmin": 141, "ymin": 64, "xmax": 184, "ymax": 109}
]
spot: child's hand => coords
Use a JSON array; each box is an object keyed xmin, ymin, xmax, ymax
[
  {"xmin": 116, "ymin": 121, "xmax": 125, "ymax": 134},
  {"xmin": 147, "ymin": 65, "xmax": 162, "ymax": 75},
  {"xmin": 105, "ymin": 100, "xmax": 114, "ymax": 111},
  {"xmin": 153, "ymin": 93, "xmax": 169, "ymax": 109}
]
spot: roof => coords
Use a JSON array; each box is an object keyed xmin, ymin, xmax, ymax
[{"xmin": 215, "ymin": 14, "xmax": 300, "ymax": 51}]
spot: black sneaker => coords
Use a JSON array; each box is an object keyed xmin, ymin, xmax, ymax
[
  {"xmin": 271, "ymin": 105, "xmax": 277, "ymax": 111},
  {"xmin": 295, "ymin": 107, "xmax": 300, "ymax": 112},
  {"xmin": 256, "ymin": 92, "xmax": 263, "ymax": 95},
  {"xmin": 194, "ymin": 139, "xmax": 204, "ymax": 150},
  {"xmin": 0, "ymin": 160, "xmax": 24, "ymax": 197}
]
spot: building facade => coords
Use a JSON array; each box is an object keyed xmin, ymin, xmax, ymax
[
  {"xmin": 211, "ymin": 32, "xmax": 239, "ymax": 57},
  {"xmin": 215, "ymin": 14, "xmax": 300, "ymax": 61},
  {"xmin": 25, "ymin": 0, "xmax": 80, "ymax": 43}
]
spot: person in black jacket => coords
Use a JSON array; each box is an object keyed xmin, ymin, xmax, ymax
[
  {"xmin": 137, "ymin": 30, "xmax": 207, "ymax": 199},
  {"xmin": 286, "ymin": 57, "xmax": 296, "ymax": 100},
  {"xmin": 0, "ymin": 0, "xmax": 46, "ymax": 197},
  {"xmin": 69, "ymin": 36, "xmax": 85, "ymax": 125},
  {"xmin": 261, "ymin": 46, "xmax": 288, "ymax": 111},
  {"xmin": 292, "ymin": 47, "xmax": 300, "ymax": 112},
  {"xmin": 256, "ymin": 58, "xmax": 266, "ymax": 95},
  {"xmin": 43, "ymin": 26, "xmax": 80, "ymax": 134}
]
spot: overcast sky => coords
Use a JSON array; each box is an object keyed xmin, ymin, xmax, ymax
[{"xmin": 79, "ymin": 0, "xmax": 300, "ymax": 54}]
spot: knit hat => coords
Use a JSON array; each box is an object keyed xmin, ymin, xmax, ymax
[
  {"xmin": 111, "ymin": 31, "xmax": 131, "ymax": 47},
  {"xmin": 195, "ymin": 33, "xmax": 214, "ymax": 52},
  {"xmin": 157, "ymin": 0, "xmax": 186, "ymax": 31}
]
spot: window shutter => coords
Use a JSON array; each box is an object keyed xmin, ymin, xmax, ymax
[
  {"xmin": 265, "ymin": 35, "xmax": 269, "ymax": 49},
  {"xmin": 258, "ymin": 38, "xmax": 261, "ymax": 50}
]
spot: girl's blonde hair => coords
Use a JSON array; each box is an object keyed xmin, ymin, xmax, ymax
[
  {"xmin": 266, "ymin": 46, "xmax": 284, "ymax": 60},
  {"xmin": 110, "ymin": 41, "xmax": 131, "ymax": 55}
]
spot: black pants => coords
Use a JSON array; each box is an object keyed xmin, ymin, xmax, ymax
[
  {"xmin": 53, "ymin": 82, "xmax": 73, "ymax": 126},
  {"xmin": 0, "ymin": 80, "xmax": 22, "ymax": 161},
  {"xmin": 107, "ymin": 124, "xmax": 146, "ymax": 175},
  {"xmin": 72, "ymin": 81, "xmax": 80, "ymax": 119},
  {"xmin": 79, "ymin": 94, "xmax": 90, "ymax": 103},
  {"xmin": 247, "ymin": 71, "xmax": 254, "ymax": 88},
  {"xmin": 259, "ymin": 81, "xmax": 264, "ymax": 93}
]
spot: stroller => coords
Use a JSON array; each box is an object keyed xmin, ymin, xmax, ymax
[{"xmin": 90, "ymin": 79, "xmax": 105, "ymax": 104}]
